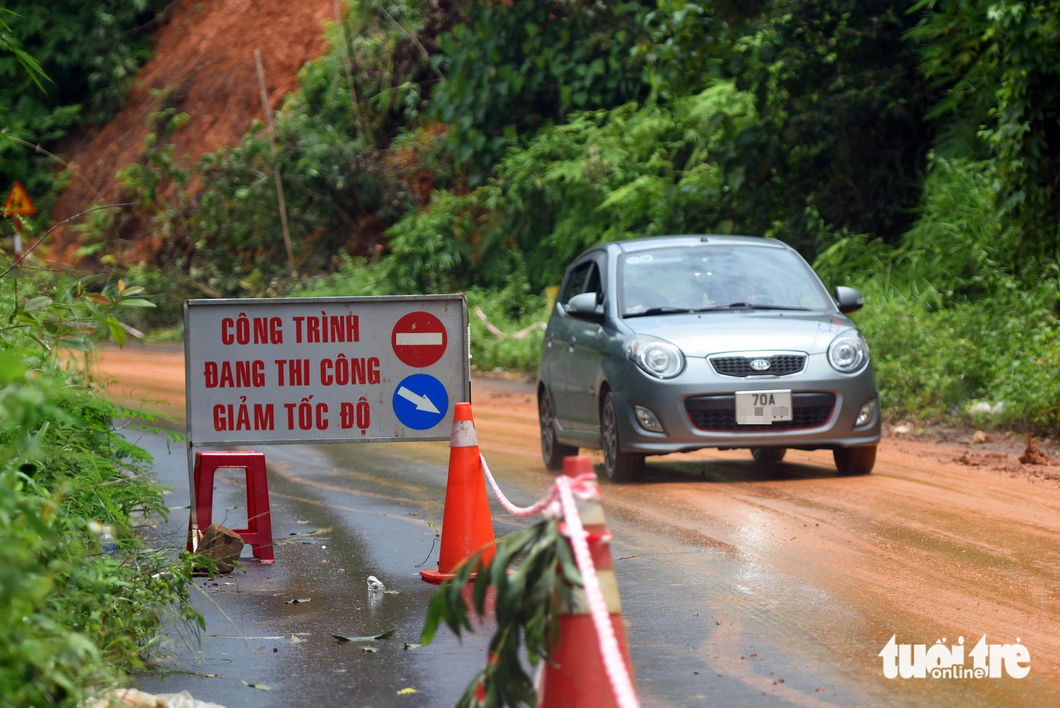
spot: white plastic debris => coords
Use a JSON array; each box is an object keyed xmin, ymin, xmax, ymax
[
  {"xmin": 367, "ymin": 575, "xmax": 386, "ymax": 592},
  {"xmin": 85, "ymin": 688, "xmax": 226, "ymax": 708},
  {"xmin": 968, "ymin": 401, "xmax": 1004, "ymax": 415}
]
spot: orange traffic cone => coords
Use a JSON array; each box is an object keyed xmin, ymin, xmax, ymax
[
  {"xmin": 537, "ymin": 455, "xmax": 637, "ymax": 708},
  {"xmin": 420, "ymin": 402, "xmax": 496, "ymax": 584}
]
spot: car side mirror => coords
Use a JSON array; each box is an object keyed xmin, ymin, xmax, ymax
[
  {"xmin": 564, "ymin": 292, "xmax": 605, "ymax": 323},
  {"xmin": 833, "ymin": 285, "xmax": 865, "ymax": 314}
]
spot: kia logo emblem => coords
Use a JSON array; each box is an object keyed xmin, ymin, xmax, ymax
[{"xmin": 749, "ymin": 358, "xmax": 771, "ymax": 371}]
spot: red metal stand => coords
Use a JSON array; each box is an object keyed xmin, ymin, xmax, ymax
[{"xmin": 187, "ymin": 451, "xmax": 274, "ymax": 563}]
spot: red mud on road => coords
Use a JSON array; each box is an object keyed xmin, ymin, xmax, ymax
[{"xmin": 96, "ymin": 344, "xmax": 1060, "ymax": 702}]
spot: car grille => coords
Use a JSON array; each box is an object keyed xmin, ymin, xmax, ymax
[
  {"xmin": 710, "ymin": 354, "xmax": 806, "ymax": 377},
  {"xmin": 684, "ymin": 392, "xmax": 835, "ymax": 431}
]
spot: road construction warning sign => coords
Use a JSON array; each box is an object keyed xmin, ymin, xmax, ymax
[
  {"xmin": 184, "ymin": 295, "xmax": 469, "ymax": 447},
  {"xmin": 3, "ymin": 181, "xmax": 36, "ymax": 216}
]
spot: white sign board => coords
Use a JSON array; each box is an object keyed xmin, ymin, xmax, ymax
[{"xmin": 184, "ymin": 295, "xmax": 469, "ymax": 447}]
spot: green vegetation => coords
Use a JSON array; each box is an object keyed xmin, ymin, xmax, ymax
[
  {"xmin": 815, "ymin": 155, "xmax": 1060, "ymax": 426},
  {"xmin": 0, "ymin": 1, "xmax": 166, "ymax": 206},
  {"xmin": 2, "ymin": 22, "xmax": 198, "ymax": 702},
  {"xmin": 0, "ymin": 267, "xmax": 199, "ymax": 706},
  {"xmin": 3, "ymin": 1, "xmax": 1060, "ymax": 700},
  {"xmin": 5, "ymin": 0, "xmax": 1060, "ymax": 425}
]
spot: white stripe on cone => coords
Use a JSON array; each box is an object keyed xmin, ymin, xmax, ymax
[{"xmin": 450, "ymin": 420, "xmax": 478, "ymax": 448}]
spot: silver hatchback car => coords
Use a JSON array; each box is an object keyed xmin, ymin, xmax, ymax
[{"xmin": 537, "ymin": 235, "xmax": 881, "ymax": 482}]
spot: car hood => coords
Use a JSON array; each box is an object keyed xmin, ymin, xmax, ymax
[{"xmin": 623, "ymin": 311, "xmax": 849, "ymax": 357}]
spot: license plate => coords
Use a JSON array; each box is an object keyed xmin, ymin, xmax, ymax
[{"xmin": 736, "ymin": 390, "xmax": 793, "ymax": 425}]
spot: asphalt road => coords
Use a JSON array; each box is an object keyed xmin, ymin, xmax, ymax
[{"xmin": 103, "ymin": 345, "xmax": 1060, "ymax": 707}]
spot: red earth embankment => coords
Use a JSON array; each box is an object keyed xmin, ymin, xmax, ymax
[{"xmin": 51, "ymin": 0, "xmax": 332, "ymax": 260}]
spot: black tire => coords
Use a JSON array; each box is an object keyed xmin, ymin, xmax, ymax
[
  {"xmin": 601, "ymin": 392, "xmax": 645, "ymax": 483},
  {"xmin": 540, "ymin": 388, "xmax": 577, "ymax": 470},
  {"xmin": 834, "ymin": 445, "xmax": 877, "ymax": 475},
  {"xmin": 751, "ymin": 447, "xmax": 787, "ymax": 464}
]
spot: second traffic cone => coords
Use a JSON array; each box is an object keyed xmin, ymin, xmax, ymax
[
  {"xmin": 420, "ymin": 402, "xmax": 496, "ymax": 584},
  {"xmin": 537, "ymin": 455, "xmax": 637, "ymax": 708}
]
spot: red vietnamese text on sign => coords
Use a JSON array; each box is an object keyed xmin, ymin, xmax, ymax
[{"xmin": 391, "ymin": 311, "xmax": 448, "ymax": 367}]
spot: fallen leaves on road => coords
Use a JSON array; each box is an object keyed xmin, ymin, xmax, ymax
[
  {"xmin": 274, "ymin": 528, "xmax": 332, "ymax": 545},
  {"xmin": 333, "ymin": 629, "xmax": 396, "ymax": 644},
  {"xmin": 397, "ymin": 688, "xmax": 417, "ymax": 695},
  {"xmin": 289, "ymin": 634, "xmax": 304, "ymax": 643},
  {"xmin": 242, "ymin": 681, "xmax": 271, "ymax": 691}
]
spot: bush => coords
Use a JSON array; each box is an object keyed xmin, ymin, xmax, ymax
[
  {"xmin": 385, "ymin": 82, "xmax": 757, "ymax": 294},
  {"xmin": 0, "ymin": 266, "xmax": 198, "ymax": 706},
  {"xmin": 815, "ymin": 156, "xmax": 1060, "ymax": 428}
]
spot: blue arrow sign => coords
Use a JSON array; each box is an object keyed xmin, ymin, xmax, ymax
[{"xmin": 392, "ymin": 373, "xmax": 449, "ymax": 430}]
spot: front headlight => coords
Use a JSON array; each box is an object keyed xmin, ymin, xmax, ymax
[
  {"xmin": 627, "ymin": 335, "xmax": 685, "ymax": 379},
  {"xmin": 828, "ymin": 332, "xmax": 869, "ymax": 373}
]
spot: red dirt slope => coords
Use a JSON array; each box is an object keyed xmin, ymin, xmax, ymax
[{"xmin": 50, "ymin": 0, "xmax": 332, "ymax": 260}]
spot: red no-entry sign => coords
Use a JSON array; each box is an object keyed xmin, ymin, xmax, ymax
[{"xmin": 391, "ymin": 311, "xmax": 448, "ymax": 368}]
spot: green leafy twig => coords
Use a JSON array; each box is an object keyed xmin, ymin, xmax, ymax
[{"xmin": 420, "ymin": 517, "xmax": 582, "ymax": 708}]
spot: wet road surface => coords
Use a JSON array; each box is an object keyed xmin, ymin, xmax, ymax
[{"xmin": 105, "ymin": 346, "xmax": 1060, "ymax": 707}]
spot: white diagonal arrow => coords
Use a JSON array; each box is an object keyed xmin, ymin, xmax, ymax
[{"xmin": 397, "ymin": 385, "xmax": 440, "ymax": 414}]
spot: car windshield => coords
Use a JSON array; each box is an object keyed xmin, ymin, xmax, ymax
[{"xmin": 618, "ymin": 244, "xmax": 833, "ymax": 316}]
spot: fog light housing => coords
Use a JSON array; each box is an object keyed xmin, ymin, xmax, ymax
[
  {"xmin": 855, "ymin": 398, "xmax": 877, "ymax": 428},
  {"xmin": 634, "ymin": 405, "xmax": 665, "ymax": 433}
]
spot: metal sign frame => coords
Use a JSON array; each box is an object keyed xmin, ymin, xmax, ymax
[
  {"xmin": 183, "ymin": 294, "xmax": 470, "ymax": 541},
  {"xmin": 184, "ymin": 294, "xmax": 470, "ymax": 449}
]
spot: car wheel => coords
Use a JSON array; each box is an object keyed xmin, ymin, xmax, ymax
[
  {"xmin": 601, "ymin": 392, "xmax": 645, "ymax": 483},
  {"xmin": 751, "ymin": 447, "xmax": 787, "ymax": 464},
  {"xmin": 540, "ymin": 389, "xmax": 577, "ymax": 470},
  {"xmin": 834, "ymin": 445, "xmax": 877, "ymax": 475}
]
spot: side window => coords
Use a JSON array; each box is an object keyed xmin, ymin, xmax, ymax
[{"xmin": 561, "ymin": 262, "xmax": 594, "ymax": 304}]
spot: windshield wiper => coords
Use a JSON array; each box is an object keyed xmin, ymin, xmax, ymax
[
  {"xmin": 623, "ymin": 306, "xmax": 695, "ymax": 318},
  {"xmin": 624, "ymin": 303, "xmax": 812, "ymax": 318},
  {"xmin": 691, "ymin": 302, "xmax": 812, "ymax": 312}
]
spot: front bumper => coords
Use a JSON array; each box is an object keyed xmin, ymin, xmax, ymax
[{"xmin": 612, "ymin": 354, "xmax": 881, "ymax": 454}]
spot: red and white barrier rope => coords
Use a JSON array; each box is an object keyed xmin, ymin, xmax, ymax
[
  {"xmin": 481, "ymin": 455, "xmax": 556, "ymax": 518},
  {"xmin": 479, "ymin": 454, "xmax": 640, "ymax": 708}
]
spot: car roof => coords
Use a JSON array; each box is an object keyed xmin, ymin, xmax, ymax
[
  {"xmin": 614, "ymin": 235, "xmax": 790, "ymax": 252},
  {"xmin": 574, "ymin": 235, "xmax": 792, "ymax": 262}
]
